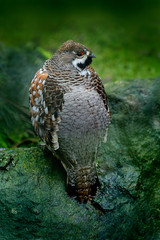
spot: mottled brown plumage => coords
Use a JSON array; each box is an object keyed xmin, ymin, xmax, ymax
[{"xmin": 29, "ymin": 40, "xmax": 110, "ymax": 202}]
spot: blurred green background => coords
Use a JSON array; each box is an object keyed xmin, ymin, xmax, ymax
[{"xmin": 0, "ymin": 0, "xmax": 160, "ymax": 147}]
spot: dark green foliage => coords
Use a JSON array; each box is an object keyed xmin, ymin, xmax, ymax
[{"xmin": 0, "ymin": 44, "xmax": 45, "ymax": 147}]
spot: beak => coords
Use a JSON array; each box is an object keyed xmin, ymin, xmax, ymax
[{"xmin": 90, "ymin": 53, "xmax": 96, "ymax": 58}]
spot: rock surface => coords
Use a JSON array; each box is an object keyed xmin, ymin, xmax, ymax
[{"xmin": 0, "ymin": 79, "xmax": 159, "ymax": 240}]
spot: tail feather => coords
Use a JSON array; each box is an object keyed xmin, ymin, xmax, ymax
[{"xmin": 67, "ymin": 166, "xmax": 100, "ymax": 203}]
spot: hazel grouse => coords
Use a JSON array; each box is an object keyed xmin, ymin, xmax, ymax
[{"xmin": 29, "ymin": 40, "xmax": 111, "ymax": 202}]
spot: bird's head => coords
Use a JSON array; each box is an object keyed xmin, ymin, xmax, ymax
[{"xmin": 57, "ymin": 40, "xmax": 96, "ymax": 71}]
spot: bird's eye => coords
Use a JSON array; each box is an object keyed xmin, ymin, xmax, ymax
[{"xmin": 77, "ymin": 51, "xmax": 85, "ymax": 56}]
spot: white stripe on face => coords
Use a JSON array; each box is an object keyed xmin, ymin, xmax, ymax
[{"xmin": 72, "ymin": 55, "xmax": 88, "ymax": 70}]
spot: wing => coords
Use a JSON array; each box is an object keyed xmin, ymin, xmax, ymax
[
  {"xmin": 29, "ymin": 67, "xmax": 64, "ymax": 150},
  {"xmin": 88, "ymin": 66, "xmax": 111, "ymax": 117},
  {"xmin": 88, "ymin": 66, "xmax": 111, "ymax": 143}
]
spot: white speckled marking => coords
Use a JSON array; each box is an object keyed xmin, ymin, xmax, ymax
[
  {"xmin": 31, "ymin": 116, "xmax": 35, "ymax": 126},
  {"xmin": 51, "ymin": 134, "xmax": 59, "ymax": 150},
  {"xmin": 38, "ymin": 90, "xmax": 42, "ymax": 95},
  {"xmin": 34, "ymin": 98, "xmax": 39, "ymax": 104},
  {"xmin": 35, "ymin": 115, "xmax": 39, "ymax": 121},
  {"xmin": 57, "ymin": 117, "xmax": 61, "ymax": 123},
  {"xmin": 40, "ymin": 117, "xmax": 44, "ymax": 124},
  {"xmin": 45, "ymin": 107, "xmax": 48, "ymax": 115},
  {"xmin": 52, "ymin": 114, "xmax": 55, "ymax": 121},
  {"xmin": 79, "ymin": 69, "xmax": 90, "ymax": 76},
  {"xmin": 39, "ymin": 94, "xmax": 43, "ymax": 103},
  {"xmin": 32, "ymin": 106, "xmax": 39, "ymax": 113},
  {"xmin": 103, "ymin": 129, "xmax": 108, "ymax": 143},
  {"xmin": 52, "ymin": 134, "xmax": 58, "ymax": 143},
  {"xmin": 33, "ymin": 91, "xmax": 36, "ymax": 95}
]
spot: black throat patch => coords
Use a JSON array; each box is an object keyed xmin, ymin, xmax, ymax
[{"xmin": 77, "ymin": 56, "xmax": 92, "ymax": 70}]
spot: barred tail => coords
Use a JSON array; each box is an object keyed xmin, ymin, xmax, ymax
[{"xmin": 67, "ymin": 165, "xmax": 100, "ymax": 203}]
